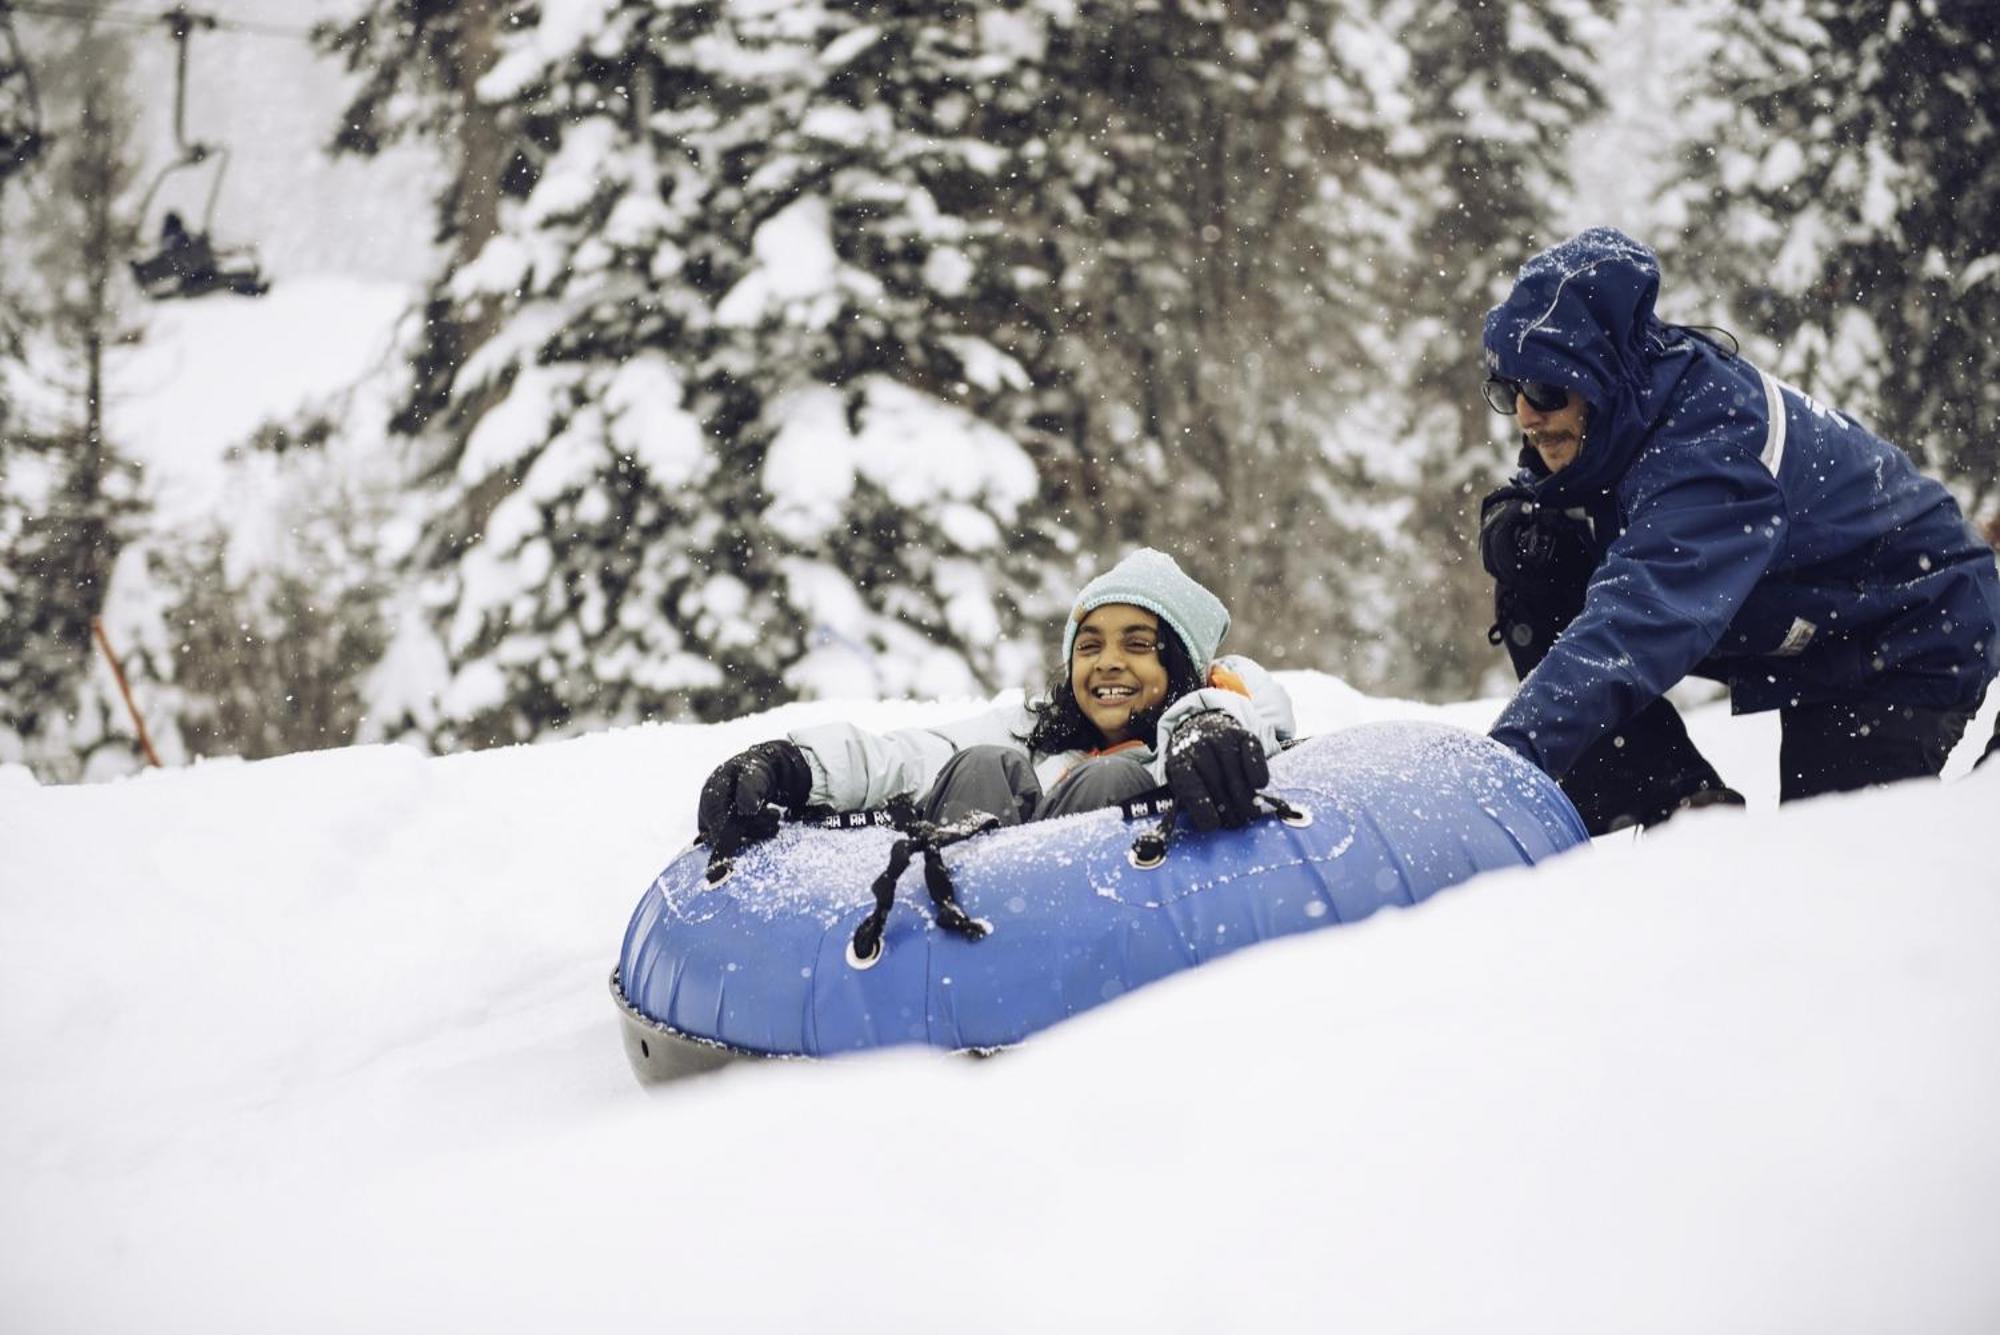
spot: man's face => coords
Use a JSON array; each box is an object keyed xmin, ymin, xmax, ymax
[{"xmin": 1519, "ymin": 388, "xmax": 1587, "ymax": 474}]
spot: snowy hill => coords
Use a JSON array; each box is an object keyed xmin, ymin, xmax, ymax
[{"xmin": 3, "ymin": 674, "xmax": 1996, "ymax": 1332}]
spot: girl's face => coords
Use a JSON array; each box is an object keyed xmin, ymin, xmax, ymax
[{"xmin": 1070, "ymin": 603, "xmax": 1172, "ymax": 745}]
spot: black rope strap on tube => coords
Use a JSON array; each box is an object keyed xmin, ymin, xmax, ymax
[
  {"xmin": 1127, "ymin": 789, "xmax": 1311, "ymax": 868},
  {"xmin": 1117, "ymin": 788, "xmax": 1176, "ymax": 821},
  {"xmin": 1258, "ymin": 792, "xmax": 1306, "ymax": 824},
  {"xmin": 849, "ymin": 807, "xmax": 998, "ymax": 964},
  {"xmin": 1128, "ymin": 810, "xmax": 1177, "ymax": 869},
  {"xmin": 921, "ymin": 825, "xmax": 996, "ymax": 940},
  {"xmin": 851, "ymin": 838, "xmax": 916, "ymax": 964},
  {"xmin": 1119, "ymin": 785, "xmax": 1177, "ymax": 868},
  {"xmin": 706, "ymin": 803, "xmax": 901, "ymax": 886},
  {"xmin": 703, "ymin": 805, "xmax": 783, "ymax": 885}
]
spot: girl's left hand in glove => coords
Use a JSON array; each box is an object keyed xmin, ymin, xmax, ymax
[{"xmin": 1164, "ymin": 710, "xmax": 1269, "ymax": 831}]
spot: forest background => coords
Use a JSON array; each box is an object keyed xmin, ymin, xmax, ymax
[{"xmin": 1, "ymin": 0, "xmax": 1993, "ymax": 782}]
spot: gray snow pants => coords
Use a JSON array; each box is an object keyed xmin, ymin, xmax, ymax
[{"xmin": 918, "ymin": 745, "xmax": 1156, "ymax": 827}]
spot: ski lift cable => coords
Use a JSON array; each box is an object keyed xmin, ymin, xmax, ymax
[
  {"xmin": 5, "ymin": 1, "xmax": 311, "ymax": 41},
  {"xmin": 118, "ymin": 5, "xmax": 230, "ymax": 229}
]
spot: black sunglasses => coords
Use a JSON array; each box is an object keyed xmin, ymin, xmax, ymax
[{"xmin": 1482, "ymin": 376, "xmax": 1570, "ymax": 415}]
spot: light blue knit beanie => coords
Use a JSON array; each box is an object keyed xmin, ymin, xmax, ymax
[{"xmin": 1060, "ymin": 548, "xmax": 1230, "ymax": 669}]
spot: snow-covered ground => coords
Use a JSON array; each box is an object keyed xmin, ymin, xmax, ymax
[
  {"xmin": 3, "ymin": 675, "xmax": 1996, "ymax": 1332},
  {"xmin": 7, "ymin": 6, "xmax": 1993, "ymax": 1324}
]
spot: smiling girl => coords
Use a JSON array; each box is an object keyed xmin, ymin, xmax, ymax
[{"xmin": 698, "ymin": 549, "xmax": 1295, "ymax": 847}]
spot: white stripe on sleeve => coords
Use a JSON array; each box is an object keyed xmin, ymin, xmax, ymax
[{"xmin": 1757, "ymin": 369, "xmax": 1789, "ymax": 478}]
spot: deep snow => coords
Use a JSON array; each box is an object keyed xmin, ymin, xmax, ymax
[
  {"xmin": 4, "ymin": 4, "xmax": 1991, "ymax": 1325},
  {"xmin": 3, "ymin": 675, "xmax": 1996, "ymax": 1332}
]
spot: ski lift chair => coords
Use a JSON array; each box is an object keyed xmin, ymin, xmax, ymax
[
  {"xmin": 131, "ymin": 206, "xmax": 268, "ymax": 299},
  {"xmin": 128, "ymin": 7, "xmax": 269, "ymax": 301}
]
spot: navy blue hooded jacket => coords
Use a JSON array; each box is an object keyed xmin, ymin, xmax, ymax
[{"xmin": 1484, "ymin": 228, "xmax": 2000, "ymax": 781}]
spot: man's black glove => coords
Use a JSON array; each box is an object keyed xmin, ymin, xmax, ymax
[
  {"xmin": 1478, "ymin": 484, "xmax": 1538, "ymax": 582},
  {"xmin": 697, "ymin": 740, "xmax": 813, "ymax": 855},
  {"xmin": 1164, "ymin": 710, "xmax": 1269, "ymax": 832},
  {"xmin": 1479, "ymin": 484, "xmax": 1597, "ymax": 585}
]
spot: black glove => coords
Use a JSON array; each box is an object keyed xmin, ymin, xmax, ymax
[
  {"xmin": 1164, "ymin": 710, "xmax": 1269, "ymax": 832},
  {"xmin": 1478, "ymin": 484, "xmax": 1537, "ymax": 582},
  {"xmin": 1478, "ymin": 484, "xmax": 1596, "ymax": 585},
  {"xmin": 697, "ymin": 740, "xmax": 813, "ymax": 854}
]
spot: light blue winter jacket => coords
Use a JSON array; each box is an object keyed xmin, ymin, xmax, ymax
[{"xmin": 788, "ymin": 655, "xmax": 1295, "ymax": 811}]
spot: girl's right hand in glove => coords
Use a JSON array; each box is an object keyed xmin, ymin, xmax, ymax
[{"xmin": 697, "ymin": 740, "xmax": 812, "ymax": 853}]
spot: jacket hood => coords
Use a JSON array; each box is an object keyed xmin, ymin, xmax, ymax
[{"xmin": 1483, "ymin": 228, "xmax": 1684, "ymax": 500}]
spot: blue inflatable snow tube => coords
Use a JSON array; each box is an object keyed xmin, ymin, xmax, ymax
[{"xmin": 613, "ymin": 721, "xmax": 1585, "ymax": 1072}]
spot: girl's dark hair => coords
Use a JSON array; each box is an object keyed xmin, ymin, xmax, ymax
[{"xmin": 1021, "ymin": 624, "xmax": 1207, "ymax": 756}]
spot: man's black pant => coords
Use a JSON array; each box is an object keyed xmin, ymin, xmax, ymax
[
  {"xmin": 1489, "ymin": 512, "xmax": 1974, "ymax": 832},
  {"xmin": 1780, "ymin": 699, "xmax": 1976, "ymax": 800}
]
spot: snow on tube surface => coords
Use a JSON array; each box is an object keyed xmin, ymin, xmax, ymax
[{"xmin": 612, "ymin": 721, "xmax": 1586, "ymax": 1079}]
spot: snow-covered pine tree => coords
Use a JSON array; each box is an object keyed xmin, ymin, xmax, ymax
[
  {"xmin": 317, "ymin": 0, "xmax": 519, "ymax": 433},
  {"xmin": 341, "ymin": 1, "xmax": 1068, "ymax": 747},
  {"xmin": 1020, "ymin": 0, "xmax": 1404, "ymax": 671},
  {"xmin": 0, "ymin": 16, "xmax": 146, "ymax": 778},
  {"xmin": 1372, "ymin": 0, "xmax": 1611, "ymax": 697},
  {"xmin": 319, "ymin": 0, "xmax": 515, "ymax": 256},
  {"xmin": 673, "ymin": 0, "xmax": 1070, "ymax": 702},
  {"xmin": 1674, "ymin": 0, "xmax": 1999, "ymax": 513},
  {"xmin": 146, "ymin": 416, "xmax": 396, "ymax": 763}
]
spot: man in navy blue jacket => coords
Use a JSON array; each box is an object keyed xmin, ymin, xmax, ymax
[{"xmin": 1478, "ymin": 229, "xmax": 2000, "ymax": 832}]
